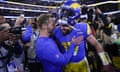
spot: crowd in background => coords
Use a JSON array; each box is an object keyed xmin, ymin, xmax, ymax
[{"xmin": 0, "ymin": 4, "xmax": 120, "ymax": 72}]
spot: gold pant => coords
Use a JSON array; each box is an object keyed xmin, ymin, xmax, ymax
[{"xmin": 64, "ymin": 58, "xmax": 90, "ymax": 72}]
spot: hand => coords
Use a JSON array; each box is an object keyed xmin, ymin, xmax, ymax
[
  {"xmin": 102, "ymin": 64, "xmax": 115, "ymax": 72},
  {"xmin": 95, "ymin": 7, "xmax": 102, "ymax": 14},
  {"xmin": 15, "ymin": 15, "xmax": 24, "ymax": 27},
  {"xmin": 71, "ymin": 36, "xmax": 83, "ymax": 45},
  {"xmin": 0, "ymin": 29, "xmax": 9, "ymax": 43}
]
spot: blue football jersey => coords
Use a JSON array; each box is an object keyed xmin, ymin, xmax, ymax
[{"xmin": 54, "ymin": 23, "xmax": 91, "ymax": 62}]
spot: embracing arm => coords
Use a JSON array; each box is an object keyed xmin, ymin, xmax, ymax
[
  {"xmin": 36, "ymin": 37, "xmax": 81, "ymax": 66},
  {"xmin": 37, "ymin": 43, "xmax": 76, "ymax": 66},
  {"xmin": 87, "ymin": 35, "xmax": 104, "ymax": 52},
  {"xmin": 87, "ymin": 35, "xmax": 115, "ymax": 72}
]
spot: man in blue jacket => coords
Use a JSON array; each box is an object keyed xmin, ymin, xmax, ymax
[
  {"xmin": 22, "ymin": 18, "xmax": 41, "ymax": 72},
  {"xmin": 35, "ymin": 14, "xmax": 81, "ymax": 72}
]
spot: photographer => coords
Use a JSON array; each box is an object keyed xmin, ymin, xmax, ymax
[
  {"xmin": 14, "ymin": 14, "xmax": 42, "ymax": 72},
  {"xmin": 84, "ymin": 6, "xmax": 113, "ymax": 45},
  {"xmin": 0, "ymin": 15, "xmax": 23, "ymax": 72}
]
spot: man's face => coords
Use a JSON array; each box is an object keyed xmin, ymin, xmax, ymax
[
  {"xmin": 60, "ymin": 24, "xmax": 72, "ymax": 35},
  {"xmin": 28, "ymin": 18, "xmax": 37, "ymax": 29},
  {"xmin": 47, "ymin": 17, "xmax": 56, "ymax": 34}
]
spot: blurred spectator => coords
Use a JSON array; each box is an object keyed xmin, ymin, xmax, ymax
[
  {"xmin": 7, "ymin": 18, "xmax": 16, "ymax": 27},
  {"xmin": 117, "ymin": 24, "xmax": 120, "ymax": 32},
  {"xmin": 0, "ymin": 15, "xmax": 23, "ymax": 72},
  {"xmin": 22, "ymin": 18, "xmax": 42, "ymax": 72},
  {"xmin": 95, "ymin": 7, "xmax": 112, "ymax": 36}
]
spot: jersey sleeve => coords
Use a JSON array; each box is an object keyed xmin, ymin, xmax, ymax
[
  {"xmin": 83, "ymin": 24, "xmax": 92, "ymax": 39},
  {"xmin": 22, "ymin": 25, "xmax": 33, "ymax": 42},
  {"xmin": 36, "ymin": 41, "xmax": 76, "ymax": 66}
]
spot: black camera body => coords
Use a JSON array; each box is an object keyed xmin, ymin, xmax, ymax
[
  {"xmin": 9, "ymin": 26, "xmax": 26, "ymax": 34},
  {"xmin": 0, "ymin": 26, "xmax": 26, "ymax": 34}
]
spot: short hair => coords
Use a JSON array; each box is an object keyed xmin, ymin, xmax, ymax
[{"xmin": 37, "ymin": 14, "xmax": 54, "ymax": 28}]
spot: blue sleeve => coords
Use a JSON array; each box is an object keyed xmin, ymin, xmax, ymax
[
  {"xmin": 81, "ymin": 24, "xmax": 92, "ymax": 39},
  {"xmin": 22, "ymin": 25, "xmax": 32, "ymax": 42},
  {"xmin": 36, "ymin": 42, "xmax": 76, "ymax": 66},
  {"xmin": 74, "ymin": 24, "xmax": 91, "ymax": 39}
]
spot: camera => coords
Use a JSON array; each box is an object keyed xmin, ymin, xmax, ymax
[
  {"xmin": 0, "ymin": 26, "xmax": 26, "ymax": 34},
  {"xmin": 9, "ymin": 26, "xmax": 26, "ymax": 34}
]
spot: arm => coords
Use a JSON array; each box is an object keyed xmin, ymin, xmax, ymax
[
  {"xmin": 83, "ymin": 23, "xmax": 115, "ymax": 72},
  {"xmin": 14, "ymin": 15, "xmax": 24, "ymax": 27},
  {"xmin": 87, "ymin": 35, "xmax": 104, "ymax": 52},
  {"xmin": 95, "ymin": 8, "xmax": 109, "ymax": 27},
  {"xmin": 22, "ymin": 18, "xmax": 36, "ymax": 42},
  {"xmin": 41, "ymin": 43, "xmax": 75, "ymax": 66},
  {"xmin": 87, "ymin": 35, "xmax": 115, "ymax": 72},
  {"xmin": 22, "ymin": 25, "xmax": 32, "ymax": 42},
  {"xmin": 36, "ymin": 37, "xmax": 79, "ymax": 66},
  {"xmin": 87, "ymin": 34, "xmax": 110, "ymax": 64}
]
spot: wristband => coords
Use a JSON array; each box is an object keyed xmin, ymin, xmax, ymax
[{"xmin": 98, "ymin": 52, "xmax": 112, "ymax": 65}]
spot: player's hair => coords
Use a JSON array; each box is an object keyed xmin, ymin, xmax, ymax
[{"xmin": 37, "ymin": 14, "xmax": 54, "ymax": 28}]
